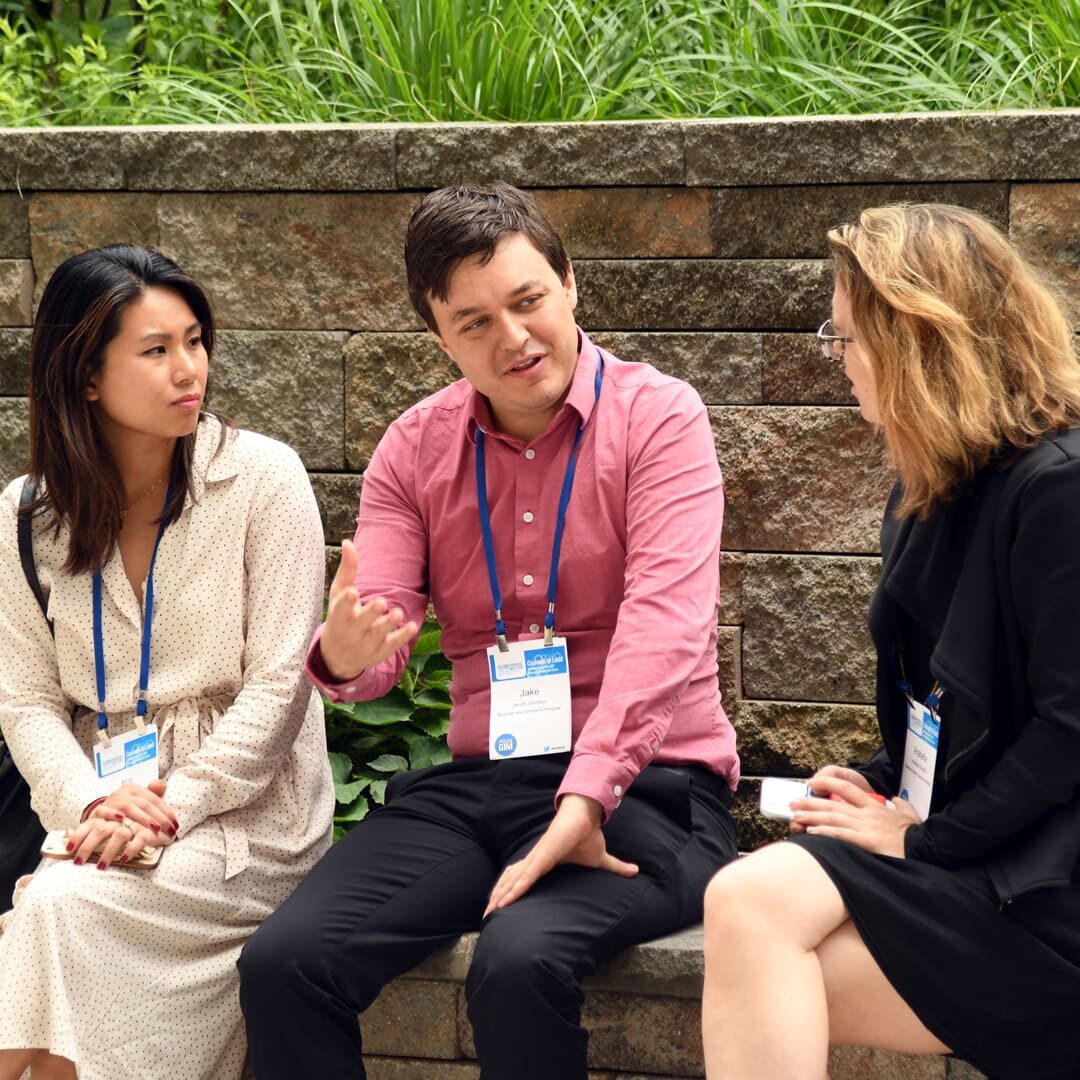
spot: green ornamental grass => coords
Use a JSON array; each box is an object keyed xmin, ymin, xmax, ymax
[{"xmin": 0, "ymin": 0, "xmax": 1078, "ymax": 125}]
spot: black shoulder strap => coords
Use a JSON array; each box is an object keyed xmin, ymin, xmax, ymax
[{"xmin": 18, "ymin": 477, "xmax": 55, "ymax": 639}]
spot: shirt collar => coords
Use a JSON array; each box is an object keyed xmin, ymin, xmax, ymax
[
  {"xmin": 186, "ymin": 414, "xmax": 240, "ymax": 507},
  {"xmin": 562, "ymin": 329, "xmax": 602, "ymax": 428},
  {"xmin": 466, "ymin": 326, "xmax": 601, "ymax": 445}
]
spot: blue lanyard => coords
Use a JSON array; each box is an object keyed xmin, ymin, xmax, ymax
[
  {"xmin": 93, "ymin": 480, "xmax": 173, "ymax": 742},
  {"xmin": 894, "ymin": 640, "xmax": 946, "ymax": 711},
  {"xmin": 476, "ymin": 352, "xmax": 603, "ymax": 652}
]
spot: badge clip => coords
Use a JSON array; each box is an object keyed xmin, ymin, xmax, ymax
[
  {"xmin": 494, "ymin": 610, "xmax": 510, "ymax": 653},
  {"xmin": 134, "ymin": 692, "xmax": 148, "ymax": 734},
  {"xmin": 543, "ymin": 604, "xmax": 556, "ymax": 646}
]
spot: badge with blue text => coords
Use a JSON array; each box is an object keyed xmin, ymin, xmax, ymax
[
  {"xmin": 488, "ymin": 638, "xmax": 572, "ymax": 760},
  {"xmin": 899, "ymin": 697, "xmax": 939, "ymax": 821},
  {"xmin": 92, "ymin": 723, "xmax": 160, "ymax": 793}
]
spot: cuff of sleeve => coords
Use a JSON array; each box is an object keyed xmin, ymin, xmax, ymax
[
  {"xmin": 903, "ymin": 823, "xmax": 941, "ymax": 864},
  {"xmin": 80, "ymin": 796, "xmax": 107, "ymax": 822},
  {"xmin": 556, "ymin": 753, "xmax": 637, "ymax": 823},
  {"xmin": 305, "ymin": 625, "xmax": 365, "ymax": 701},
  {"xmin": 162, "ymin": 774, "xmax": 216, "ymax": 839},
  {"xmin": 58, "ymin": 772, "xmax": 109, "ymax": 831}
]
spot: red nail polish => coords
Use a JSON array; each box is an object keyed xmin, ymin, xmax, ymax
[
  {"xmin": 65, "ymin": 841, "xmax": 75, "ymax": 852},
  {"xmin": 171, "ymin": 820, "xmax": 180, "ymax": 830},
  {"xmin": 119, "ymin": 854, "xmax": 129, "ymax": 863},
  {"xmin": 150, "ymin": 822, "xmax": 160, "ymax": 832},
  {"xmin": 96, "ymin": 861, "xmax": 107, "ymax": 870},
  {"xmin": 114, "ymin": 813, "xmax": 124, "ymax": 822},
  {"xmin": 168, "ymin": 826, "xmax": 176, "ymax": 836},
  {"xmin": 73, "ymin": 858, "xmax": 84, "ymax": 866}
]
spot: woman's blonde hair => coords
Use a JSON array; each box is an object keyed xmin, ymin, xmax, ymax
[{"xmin": 828, "ymin": 203, "xmax": 1080, "ymax": 518}]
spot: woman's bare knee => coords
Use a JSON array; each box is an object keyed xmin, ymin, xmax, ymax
[{"xmin": 706, "ymin": 843, "xmax": 848, "ymax": 956}]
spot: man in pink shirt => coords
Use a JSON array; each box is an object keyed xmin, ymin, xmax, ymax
[{"xmin": 240, "ymin": 183, "xmax": 739, "ymax": 1079}]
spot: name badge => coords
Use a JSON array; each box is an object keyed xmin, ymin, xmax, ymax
[
  {"xmin": 899, "ymin": 698, "xmax": 939, "ymax": 821},
  {"xmin": 488, "ymin": 638, "xmax": 572, "ymax": 760},
  {"xmin": 92, "ymin": 724, "xmax": 160, "ymax": 792}
]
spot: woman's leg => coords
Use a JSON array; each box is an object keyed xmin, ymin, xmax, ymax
[
  {"xmin": 703, "ymin": 842, "xmax": 845, "ymax": 1080},
  {"xmin": 702, "ymin": 842, "xmax": 950, "ymax": 1080},
  {"xmin": 817, "ymin": 920, "xmax": 950, "ymax": 1054}
]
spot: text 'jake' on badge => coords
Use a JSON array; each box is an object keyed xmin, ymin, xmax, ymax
[
  {"xmin": 487, "ymin": 638, "xmax": 572, "ymax": 760},
  {"xmin": 92, "ymin": 724, "xmax": 160, "ymax": 793}
]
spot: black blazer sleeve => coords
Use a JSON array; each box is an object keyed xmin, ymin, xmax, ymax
[{"xmin": 905, "ymin": 453, "xmax": 1080, "ymax": 865}]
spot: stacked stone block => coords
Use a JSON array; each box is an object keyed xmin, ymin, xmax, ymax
[{"xmin": 3, "ymin": 113, "xmax": 1076, "ymax": 1079}]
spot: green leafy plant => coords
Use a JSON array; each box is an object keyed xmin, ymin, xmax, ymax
[
  {"xmin": 1, "ymin": 0, "xmax": 1079, "ymax": 125},
  {"xmin": 323, "ymin": 618, "xmax": 452, "ymax": 839}
]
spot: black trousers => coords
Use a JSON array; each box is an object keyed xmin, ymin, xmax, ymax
[{"xmin": 239, "ymin": 754, "xmax": 736, "ymax": 1080}]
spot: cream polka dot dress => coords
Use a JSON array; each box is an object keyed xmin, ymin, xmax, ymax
[{"xmin": 0, "ymin": 417, "xmax": 334, "ymax": 1079}]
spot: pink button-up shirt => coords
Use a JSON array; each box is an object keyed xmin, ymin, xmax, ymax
[{"xmin": 307, "ymin": 331, "xmax": 739, "ymax": 818}]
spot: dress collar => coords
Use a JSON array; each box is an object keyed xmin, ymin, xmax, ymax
[{"xmin": 185, "ymin": 415, "xmax": 240, "ymax": 508}]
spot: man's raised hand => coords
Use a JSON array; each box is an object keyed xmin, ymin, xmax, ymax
[{"xmin": 320, "ymin": 538, "xmax": 419, "ymax": 681}]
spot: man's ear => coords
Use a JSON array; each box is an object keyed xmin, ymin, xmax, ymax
[
  {"xmin": 564, "ymin": 262, "xmax": 578, "ymax": 312},
  {"xmin": 428, "ymin": 324, "xmax": 459, "ymax": 370}
]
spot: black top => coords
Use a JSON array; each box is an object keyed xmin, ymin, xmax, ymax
[{"xmin": 855, "ymin": 427, "xmax": 1080, "ymax": 903}]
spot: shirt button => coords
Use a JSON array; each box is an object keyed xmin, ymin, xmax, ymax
[
  {"xmin": 522, "ymin": 511, "xmax": 534, "ymax": 523},
  {"xmin": 613, "ymin": 785, "xmax": 623, "ymax": 797},
  {"xmin": 522, "ymin": 574, "xmax": 534, "ymax": 586},
  {"xmin": 524, "ymin": 448, "xmax": 536, "ymax": 460}
]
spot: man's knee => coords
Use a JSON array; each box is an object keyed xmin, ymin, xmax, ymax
[
  {"xmin": 239, "ymin": 908, "xmax": 325, "ymax": 1002},
  {"xmin": 466, "ymin": 917, "xmax": 580, "ymax": 1013}
]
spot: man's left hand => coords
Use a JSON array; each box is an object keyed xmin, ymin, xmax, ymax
[{"xmin": 483, "ymin": 794, "xmax": 639, "ymax": 917}]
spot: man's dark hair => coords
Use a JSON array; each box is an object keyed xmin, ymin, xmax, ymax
[{"xmin": 405, "ymin": 183, "xmax": 571, "ymax": 331}]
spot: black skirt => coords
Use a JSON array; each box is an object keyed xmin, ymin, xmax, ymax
[{"xmin": 789, "ymin": 833, "xmax": 1080, "ymax": 1080}]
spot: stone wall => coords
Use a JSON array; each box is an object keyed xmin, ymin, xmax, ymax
[{"xmin": 2, "ymin": 113, "xmax": 1078, "ymax": 852}]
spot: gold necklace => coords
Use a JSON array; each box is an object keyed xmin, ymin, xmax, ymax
[{"xmin": 120, "ymin": 474, "xmax": 167, "ymax": 521}]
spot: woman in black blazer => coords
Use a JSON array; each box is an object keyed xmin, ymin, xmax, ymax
[{"xmin": 703, "ymin": 203, "xmax": 1080, "ymax": 1080}]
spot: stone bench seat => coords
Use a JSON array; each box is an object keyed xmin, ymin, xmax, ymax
[{"xmin": 354, "ymin": 926, "xmax": 987, "ymax": 1079}]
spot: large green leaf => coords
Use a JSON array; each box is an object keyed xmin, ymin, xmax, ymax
[
  {"xmin": 402, "ymin": 732, "xmax": 454, "ymax": 770},
  {"xmin": 334, "ymin": 791, "xmax": 371, "ymax": 823},
  {"xmin": 367, "ymin": 753, "xmax": 409, "ymax": 773},
  {"xmin": 345, "ymin": 689, "xmax": 416, "ymax": 727},
  {"xmin": 423, "ymin": 668, "xmax": 452, "ymax": 691},
  {"xmin": 334, "ymin": 778, "xmax": 368, "ymax": 806},
  {"xmin": 409, "ymin": 712, "xmax": 451, "ymax": 738},
  {"xmin": 327, "ymin": 750, "xmax": 353, "ymax": 786},
  {"xmin": 412, "ymin": 691, "xmax": 451, "ymax": 710},
  {"xmin": 412, "ymin": 626, "xmax": 443, "ymax": 656}
]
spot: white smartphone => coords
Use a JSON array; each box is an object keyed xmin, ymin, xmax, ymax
[{"xmin": 758, "ymin": 777, "xmax": 811, "ymax": 822}]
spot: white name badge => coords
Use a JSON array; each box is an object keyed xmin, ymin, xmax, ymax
[
  {"xmin": 92, "ymin": 724, "xmax": 160, "ymax": 793},
  {"xmin": 488, "ymin": 638, "xmax": 572, "ymax": 760},
  {"xmin": 899, "ymin": 698, "xmax": 940, "ymax": 821}
]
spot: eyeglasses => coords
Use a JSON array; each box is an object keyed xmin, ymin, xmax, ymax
[{"xmin": 816, "ymin": 319, "xmax": 855, "ymax": 363}]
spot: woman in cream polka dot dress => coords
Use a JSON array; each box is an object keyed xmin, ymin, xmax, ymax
[{"xmin": 0, "ymin": 245, "xmax": 334, "ymax": 1080}]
